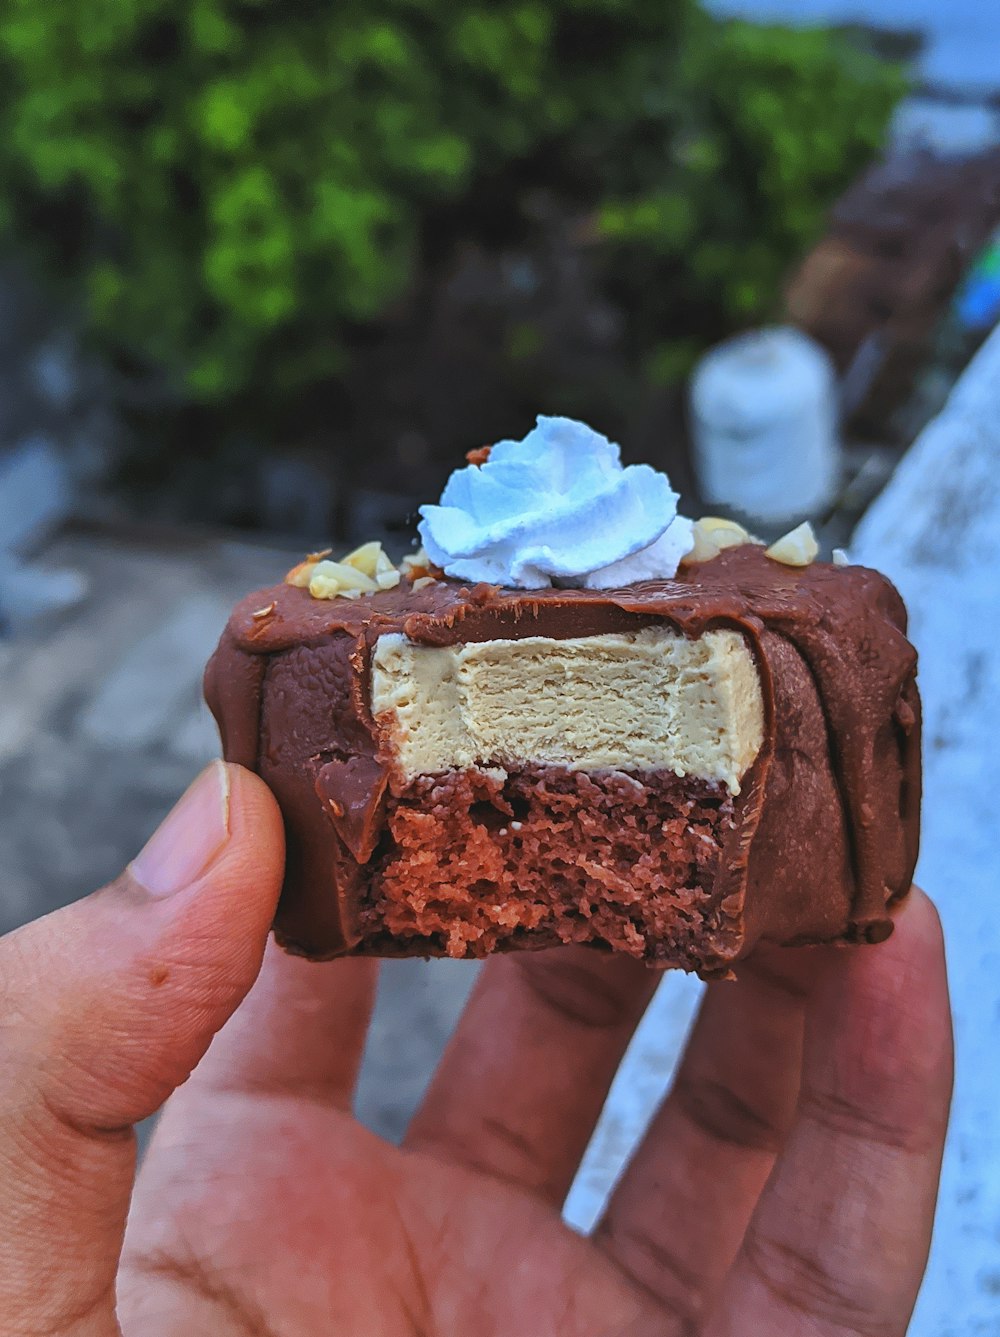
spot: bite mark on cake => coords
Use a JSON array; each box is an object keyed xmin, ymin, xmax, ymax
[{"xmin": 362, "ymin": 626, "xmax": 763, "ymax": 964}]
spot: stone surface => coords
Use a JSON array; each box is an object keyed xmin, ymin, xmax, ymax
[{"xmin": 0, "ymin": 439, "xmax": 71, "ymax": 556}]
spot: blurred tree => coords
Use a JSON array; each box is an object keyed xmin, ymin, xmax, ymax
[
  {"xmin": 0, "ymin": 1, "xmax": 906, "ymax": 515},
  {"xmin": 596, "ymin": 22, "xmax": 910, "ymax": 379}
]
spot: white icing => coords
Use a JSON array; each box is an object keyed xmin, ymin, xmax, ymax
[{"xmin": 417, "ymin": 415, "xmax": 693, "ymax": 589}]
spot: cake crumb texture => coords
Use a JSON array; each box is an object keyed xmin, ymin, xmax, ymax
[{"xmin": 361, "ymin": 765, "xmax": 736, "ymax": 967}]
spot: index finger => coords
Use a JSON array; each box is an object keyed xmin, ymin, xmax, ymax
[{"xmin": 705, "ymin": 888, "xmax": 953, "ymax": 1337}]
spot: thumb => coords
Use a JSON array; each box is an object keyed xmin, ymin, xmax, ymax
[{"xmin": 0, "ymin": 761, "xmax": 284, "ymax": 1337}]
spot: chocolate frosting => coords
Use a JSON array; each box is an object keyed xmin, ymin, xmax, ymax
[{"xmin": 204, "ymin": 546, "xmax": 921, "ymax": 973}]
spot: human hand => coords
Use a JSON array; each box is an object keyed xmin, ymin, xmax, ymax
[{"xmin": 0, "ymin": 761, "xmax": 952, "ymax": 1336}]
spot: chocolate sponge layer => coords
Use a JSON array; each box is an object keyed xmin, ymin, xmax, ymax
[
  {"xmin": 204, "ymin": 547, "xmax": 921, "ymax": 978},
  {"xmin": 363, "ymin": 766, "xmax": 735, "ymax": 964}
]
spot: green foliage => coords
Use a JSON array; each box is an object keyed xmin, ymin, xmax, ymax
[
  {"xmin": 594, "ymin": 21, "xmax": 908, "ymax": 362},
  {"xmin": 0, "ymin": 1, "xmax": 905, "ymax": 428}
]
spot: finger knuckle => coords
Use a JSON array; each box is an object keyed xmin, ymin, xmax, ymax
[
  {"xmin": 511, "ymin": 951, "xmax": 646, "ymax": 1030},
  {"xmin": 745, "ymin": 1229, "xmax": 898, "ymax": 1335},
  {"xmin": 673, "ymin": 1071, "xmax": 787, "ymax": 1154}
]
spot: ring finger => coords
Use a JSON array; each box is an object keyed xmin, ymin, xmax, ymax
[{"xmin": 593, "ymin": 947, "xmax": 818, "ymax": 1331}]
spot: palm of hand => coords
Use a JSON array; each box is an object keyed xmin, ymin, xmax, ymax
[
  {"xmin": 0, "ymin": 767, "xmax": 952, "ymax": 1337},
  {"xmin": 120, "ymin": 913, "xmax": 950, "ymax": 1337},
  {"xmin": 123, "ymin": 1097, "xmax": 652, "ymax": 1337}
]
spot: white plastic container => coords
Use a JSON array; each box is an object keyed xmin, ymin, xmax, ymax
[{"xmin": 690, "ymin": 326, "xmax": 840, "ymax": 527}]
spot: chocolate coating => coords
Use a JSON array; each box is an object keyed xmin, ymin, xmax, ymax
[{"xmin": 204, "ymin": 547, "xmax": 921, "ymax": 974}]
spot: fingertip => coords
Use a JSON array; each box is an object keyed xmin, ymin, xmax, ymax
[
  {"xmin": 96, "ymin": 764, "xmax": 287, "ymax": 1103},
  {"xmin": 888, "ymin": 884, "xmax": 946, "ymax": 967},
  {"xmin": 802, "ymin": 885, "xmax": 947, "ymax": 1004},
  {"xmin": 841, "ymin": 885, "xmax": 950, "ymax": 1034},
  {"xmin": 152, "ymin": 763, "xmax": 285, "ymax": 998},
  {"xmin": 221, "ymin": 762, "xmax": 285, "ymax": 896},
  {"xmin": 806, "ymin": 883, "xmax": 953, "ymax": 1146},
  {"xmin": 125, "ymin": 761, "xmax": 284, "ymax": 952}
]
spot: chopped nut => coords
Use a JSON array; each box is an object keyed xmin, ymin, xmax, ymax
[
  {"xmin": 400, "ymin": 547, "xmax": 433, "ymax": 578},
  {"xmin": 374, "ymin": 546, "xmax": 397, "ymax": 577},
  {"xmin": 251, "ymin": 602, "xmax": 276, "ymax": 620},
  {"xmin": 466, "ymin": 445, "xmax": 491, "ymax": 466},
  {"xmin": 307, "ymin": 570, "xmax": 340, "ymax": 599},
  {"xmin": 697, "ymin": 516, "xmax": 761, "ymax": 549},
  {"xmin": 291, "ymin": 539, "xmax": 406, "ymax": 599},
  {"xmin": 341, "ymin": 541, "xmax": 385, "ymax": 578},
  {"xmin": 308, "ymin": 559, "xmax": 380, "ymax": 600},
  {"xmin": 285, "ymin": 559, "xmax": 318, "ymax": 588},
  {"xmin": 765, "ymin": 521, "xmax": 819, "ymax": 567},
  {"xmin": 681, "ymin": 526, "xmax": 721, "ymax": 564},
  {"xmin": 681, "ymin": 515, "xmax": 763, "ymax": 565},
  {"xmin": 832, "ymin": 547, "xmax": 850, "ymax": 567},
  {"xmin": 412, "ymin": 575, "xmax": 436, "ymax": 590}
]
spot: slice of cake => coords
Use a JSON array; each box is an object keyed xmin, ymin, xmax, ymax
[{"xmin": 205, "ymin": 417, "xmax": 920, "ymax": 977}]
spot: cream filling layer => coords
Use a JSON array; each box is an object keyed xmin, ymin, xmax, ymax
[{"xmin": 370, "ymin": 627, "xmax": 763, "ymax": 795}]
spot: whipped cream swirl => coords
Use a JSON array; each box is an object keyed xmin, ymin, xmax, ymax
[{"xmin": 418, "ymin": 416, "xmax": 694, "ymax": 590}]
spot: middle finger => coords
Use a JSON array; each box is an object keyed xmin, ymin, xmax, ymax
[
  {"xmin": 405, "ymin": 945, "xmax": 660, "ymax": 1204},
  {"xmin": 593, "ymin": 948, "xmax": 818, "ymax": 1331}
]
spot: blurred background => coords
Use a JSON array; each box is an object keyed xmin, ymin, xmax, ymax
[
  {"xmin": 1, "ymin": 2, "xmax": 999, "ymax": 1333},
  {"xmin": 2, "ymin": 0, "xmax": 998, "ymax": 544}
]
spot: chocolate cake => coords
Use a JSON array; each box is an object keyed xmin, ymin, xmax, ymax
[{"xmin": 205, "ymin": 418, "xmax": 920, "ymax": 977}]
